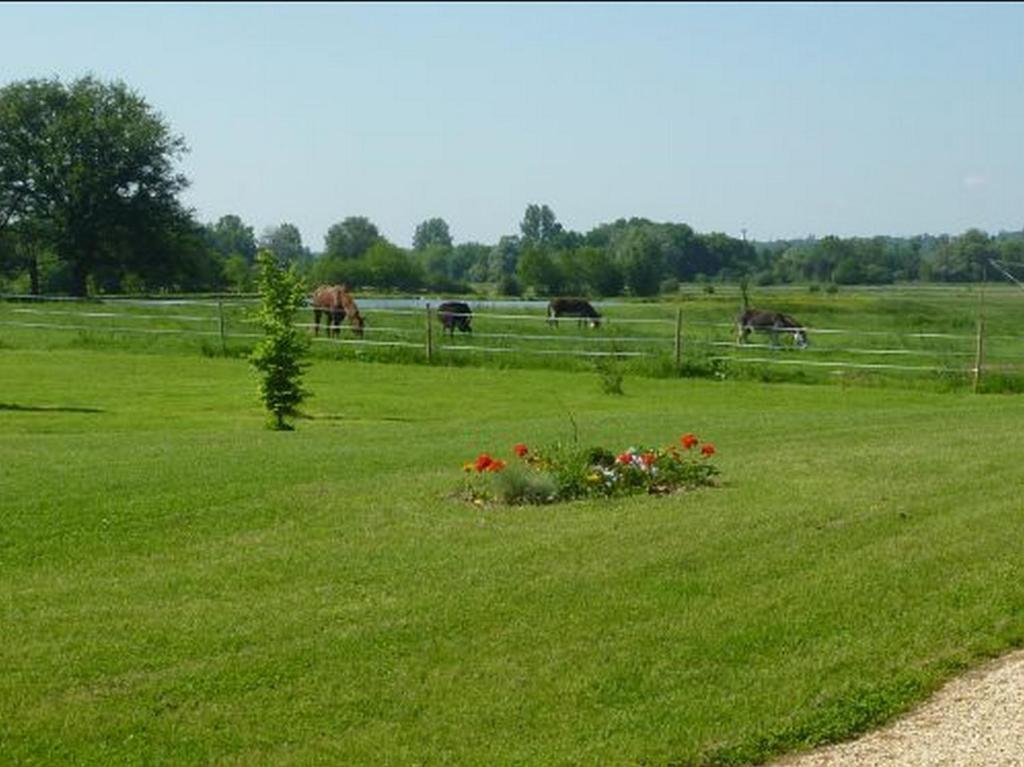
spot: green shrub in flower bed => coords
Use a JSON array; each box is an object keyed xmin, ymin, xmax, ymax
[{"xmin": 460, "ymin": 434, "xmax": 719, "ymax": 506}]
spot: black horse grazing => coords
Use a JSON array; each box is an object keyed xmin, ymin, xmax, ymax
[
  {"xmin": 737, "ymin": 309, "xmax": 808, "ymax": 349},
  {"xmin": 438, "ymin": 301, "xmax": 472, "ymax": 337},
  {"xmin": 547, "ymin": 297, "xmax": 601, "ymax": 329}
]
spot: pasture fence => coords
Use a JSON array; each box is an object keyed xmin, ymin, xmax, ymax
[{"xmin": 2, "ymin": 292, "xmax": 1022, "ymax": 388}]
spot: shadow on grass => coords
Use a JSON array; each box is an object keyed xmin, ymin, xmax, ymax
[
  {"xmin": 299, "ymin": 412, "xmax": 415, "ymax": 423},
  {"xmin": 0, "ymin": 402, "xmax": 104, "ymax": 414}
]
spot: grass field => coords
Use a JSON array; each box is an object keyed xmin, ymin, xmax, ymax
[{"xmin": 3, "ymin": 346, "xmax": 1024, "ymax": 766}]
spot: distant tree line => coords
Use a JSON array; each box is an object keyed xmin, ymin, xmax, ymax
[{"xmin": 3, "ymin": 75, "xmax": 1023, "ymax": 298}]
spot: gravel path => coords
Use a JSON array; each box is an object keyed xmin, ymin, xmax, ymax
[{"xmin": 770, "ymin": 648, "xmax": 1024, "ymax": 766}]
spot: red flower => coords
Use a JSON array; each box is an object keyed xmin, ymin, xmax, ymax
[
  {"xmin": 616, "ymin": 452, "xmax": 632, "ymax": 465},
  {"xmin": 640, "ymin": 452, "xmax": 657, "ymax": 466},
  {"xmin": 513, "ymin": 443, "xmax": 529, "ymax": 457},
  {"xmin": 488, "ymin": 459, "xmax": 507, "ymax": 472},
  {"xmin": 474, "ymin": 453, "xmax": 494, "ymax": 472},
  {"xmin": 701, "ymin": 443, "xmax": 716, "ymax": 457},
  {"xmin": 681, "ymin": 433, "xmax": 698, "ymax": 450}
]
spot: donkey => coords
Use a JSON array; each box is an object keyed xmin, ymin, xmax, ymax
[
  {"xmin": 736, "ymin": 309, "xmax": 808, "ymax": 349},
  {"xmin": 547, "ymin": 297, "xmax": 602, "ymax": 329}
]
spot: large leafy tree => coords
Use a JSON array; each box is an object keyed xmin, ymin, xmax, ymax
[
  {"xmin": 364, "ymin": 241, "xmax": 424, "ymax": 291},
  {"xmin": 412, "ymin": 217, "xmax": 452, "ymax": 251},
  {"xmin": 486, "ymin": 235, "xmax": 521, "ymax": 281},
  {"xmin": 952, "ymin": 228, "xmax": 996, "ymax": 281},
  {"xmin": 205, "ymin": 214, "xmax": 257, "ymax": 262},
  {"xmin": 450, "ymin": 242, "xmax": 489, "ymax": 281},
  {"xmin": 516, "ymin": 245, "xmax": 565, "ymax": 296},
  {"xmin": 520, "ymin": 203, "xmax": 563, "ymax": 249},
  {"xmin": 615, "ymin": 227, "xmax": 663, "ymax": 297},
  {"xmin": 204, "ymin": 214, "xmax": 258, "ymax": 292},
  {"xmin": 997, "ymin": 237, "xmax": 1024, "ymax": 267},
  {"xmin": 259, "ymin": 223, "xmax": 308, "ymax": 265},
  {"xmin": 324, "ymin": 216, "xmax": 380, "ymax": 260},
  {"xmin": 0, "ymin": 76, "xmax": 193, "ymax": 296},
  {"xmin": 576, "ymin": 246, "xmax": 624, "ymax": 296}
]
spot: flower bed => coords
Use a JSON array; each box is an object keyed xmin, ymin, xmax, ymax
[{"xmin": 460, "ymin": 433, "xmax": 720, "ymax": 507}]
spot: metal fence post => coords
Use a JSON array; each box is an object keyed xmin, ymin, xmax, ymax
[
  {"xmin": 425, "ymin": 302, "xmax": 433, "ymax": 363},
  {"xmin": 218, "ymin": 300, "xmax": 226, "ymax": 354},
  {"xmin": 973, "ymin": 272, "xmax": 986, "ymax": 394},
  {"xmin": 674, "ymin": 307, "xmax": 682, "ymax": 369}
]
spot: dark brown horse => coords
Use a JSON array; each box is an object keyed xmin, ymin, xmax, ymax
[
  {"xmin": 438, "ymin": 301, "xmax": 472, "ymax": 337},
  {"xmin": 547, "ymin": 297, "xmax": 601, "ymax": 328},
  {"xmin": 312, "ymin": 285, "xmax": 365, "ymax": 338},
  {"xmin": 736, "ymin": 308, "xmax": 808, "ymax": 348}
]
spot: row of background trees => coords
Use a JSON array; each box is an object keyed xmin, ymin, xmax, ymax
[
  {"xmin": 3, "ymin": 76, "xmax": 1023, "ymax": 298},
  {"xmin": 8, "ymin": 204, "xmax": 1024, "ymax": 297}
]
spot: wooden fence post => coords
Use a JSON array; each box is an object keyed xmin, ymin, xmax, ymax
[
  {"xmin": 674, "ymin": 307, "xmax": 683, "ymax": 369},
  {"xmin": 973, "ymin": 316, "xmax": 985, "ymax": 394},
  {"xmin": 425, "ymin": 302, "xmax": 433, "ymax": 363},
  {"xmin": 218, "ymin": 300, "xmax": 226, "ymax": 354},
  {"xmin": 973, "ymin": 270, "xmax": 986, "ymax": 394}
]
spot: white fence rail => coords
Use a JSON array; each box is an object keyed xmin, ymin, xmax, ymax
[{"xmin": 2, "ymin": 295, "xmax": 1018, "ymax": 380}]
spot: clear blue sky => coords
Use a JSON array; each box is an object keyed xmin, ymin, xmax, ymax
[{"xmin": 2, "ymin": 2, "xmax": 1022, "ymax": 249}]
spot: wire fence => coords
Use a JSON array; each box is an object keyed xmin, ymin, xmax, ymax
[{"xmin": 2, "ymin": 294, "xmax": 1021, "ymax": 384}]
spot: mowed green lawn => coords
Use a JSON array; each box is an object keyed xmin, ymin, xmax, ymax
[{"xmin": 2, "ymin": 349, "xmax": 1023, "ymax": 766}]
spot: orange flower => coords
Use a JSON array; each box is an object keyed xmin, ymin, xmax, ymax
[
  {"xmin": 701, "ymin": 443, "xmax": 716, "ymax": 457},
  {"xmin": 474, "ymin": 453, "xmax": 494, "ymax": 472},
  {"xmin": 488, "ymin": 459, "xmax": 507, "ymax": 472},
  {"xmin": 681, "ymin": 433, "xmax": 698, "ymax": 450},
  {"xmin": 616, "ymin": 452, "xmax": 632, "ymax": 465},
  {"xmin": 513, "ymin": 443, "xmax": 529, "ymax": 457},
  {"xmin": 640, "ymin": 452, "xmax": 657, "ymax": 466}
]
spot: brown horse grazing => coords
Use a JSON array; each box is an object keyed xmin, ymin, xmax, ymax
[
  {"xmin": 547, "ymin": 297, "xmax": 602, "ymax": 328},
  {"xmin": 312, "ymin": 285, "xmax": 365, "ymax": 338},
  {"xmin": 312, "ymin": 285, "xmax": 344, "ymax": 337},
  {"xmin": 339, "ymin": 289, "xmax": 365, "ymax": 338},
  {"xmin": 736, "ymin": 308, "xmax": 808, "ymax": 349}
]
